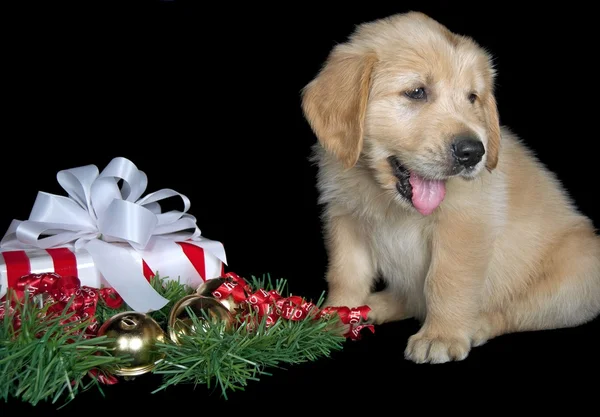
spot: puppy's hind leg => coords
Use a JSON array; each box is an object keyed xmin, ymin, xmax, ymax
[{"xmin": 473, "ymin": 224, "xmax": 600, "ymax": 346}]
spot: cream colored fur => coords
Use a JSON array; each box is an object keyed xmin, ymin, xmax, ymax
[{"xmin": 301, "ymin": 11, "xmax": 600, "ymax": 364}]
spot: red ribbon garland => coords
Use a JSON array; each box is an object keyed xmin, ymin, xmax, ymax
[
  {"xmin": 211, "ymin": 272, "xmax": 375, "ymax": 340},
  {"xmin": 0, "ymin": 272, "xmax": 124, "ymax": 336},
  {"xmin": 0, "ymin": 272, "xmax": 124, "ymax": 385}
]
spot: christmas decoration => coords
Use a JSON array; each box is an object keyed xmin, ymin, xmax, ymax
[
  {"xmin": 196, "ymin": 276, "xmax": 244, "ymax": 313},
  {"xmin": 0, "ymin": 275, "xmax": 130, "ymax": 406},
  {"xmin": 151, "ymin": 272, "xmax": 375, "ymax": 398},
  {"xmin": 201, "ymin": 272, "xmax": 375, "ymax": 339},
  {"xmin": 0, "ymin": 272, "xmax": 124, "ymax": 337},
  {"xmin": 0, "ymin": 156, "xmax": 376, "ymax": 409},
  {"xmin": 96, "ymin": 311, "xmax": 166, "ymax": 377},
  {"xmin": 168, "ymin": 294, "xmax": 234, "ymax": 343},
  {"xmin": 1, "ymin": 270, "xmax": 375, "ymax": 408}
]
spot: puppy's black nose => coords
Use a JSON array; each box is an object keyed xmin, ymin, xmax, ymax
[{"xmin": 452, "ymin": 136, "xmax": 485, "ymax": 169}]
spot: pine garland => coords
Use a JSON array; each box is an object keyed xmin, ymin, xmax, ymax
[
  {"xmin": 151, "ymin": 287, "xmax": 344, "ymax": 399},
  {"xmin": 0, "ymin": 273, "xmax": 349, "ymax": 407},
  {"xmin": 0, "ymin": 292, "xmax": 130, "ymax": 406}
]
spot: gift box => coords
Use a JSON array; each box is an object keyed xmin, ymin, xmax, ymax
[{"xmin": 0, "ymin": 157, "xmax": 227, "ymax": 312}]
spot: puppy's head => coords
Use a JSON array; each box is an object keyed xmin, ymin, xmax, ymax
[{"xmin": 301, "ymin": 12, "xmax": 501, "ymax": 216}]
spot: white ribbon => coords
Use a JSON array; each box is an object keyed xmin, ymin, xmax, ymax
[{"xmin": 0, "ymin": 156, "xmax": 227, "ymax": 312}]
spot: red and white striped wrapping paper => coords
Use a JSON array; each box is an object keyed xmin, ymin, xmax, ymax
[{"xmin": 0, "ymin": 242, "xmax": 225, "ymax": 299}]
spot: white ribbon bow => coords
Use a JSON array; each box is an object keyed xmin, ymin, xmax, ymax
[{"xmin": 0, "ymin": 156, "xmax": 227, "ymax": 312}]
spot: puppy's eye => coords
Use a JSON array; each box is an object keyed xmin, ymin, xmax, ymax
[
  {"xmin": 468, "ymin": 93, "xmax": 478, "ymax": 104},
  {"xmin": 405, "ymin": 87, "xmax": 427, "ymax": 100}
]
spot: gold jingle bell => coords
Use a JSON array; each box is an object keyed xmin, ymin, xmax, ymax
[
  {"xmin": 195, "ymin": 277, "xmax": 228, "ymax": 296},
  {"xmin": 168, "ymin": 294, "xmax": 234, "ymax": 344},
  {"xmin": 195, "ymin": 277, "xmax": 242, "ymax": 313},
  {"xmin": 97, "ymin": 311, "xmax": 166, "ymax": 377}
]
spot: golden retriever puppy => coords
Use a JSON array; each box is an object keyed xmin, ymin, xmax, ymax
[{"xmin": 301, "ymin": 11, "xmax": 600, "ymax": 364}]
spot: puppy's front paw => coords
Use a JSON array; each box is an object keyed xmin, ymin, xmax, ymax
[{"xmin": 405, "ymin": 330, "xmax": 470, "ymax": 364}]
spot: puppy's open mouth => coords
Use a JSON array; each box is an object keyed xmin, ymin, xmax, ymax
[{"xmin": 388, "ymin": 156, "xmax": 446, "ymax": 216}]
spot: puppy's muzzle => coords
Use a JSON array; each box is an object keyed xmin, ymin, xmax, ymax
[{"xmin": 451, "ymin": 135, "xmax": 485, "ymax": 169}]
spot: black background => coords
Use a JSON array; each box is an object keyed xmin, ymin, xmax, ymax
[{"xmin": 3, "ymin": 1, "xmax": 599, "ymax": 415}]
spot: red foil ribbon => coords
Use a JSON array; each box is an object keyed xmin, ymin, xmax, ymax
[
  {"xmin": 210, "ymin": 272, "xmax": 375, "ymax": 340},
  {"xmin": 0, "ymin": 272, "xmax": 123, "ymax": 336}
]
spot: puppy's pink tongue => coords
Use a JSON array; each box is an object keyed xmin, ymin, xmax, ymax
[{"xmin": 409, "ymin": 172, "xmax": 446, "ymax": 216}]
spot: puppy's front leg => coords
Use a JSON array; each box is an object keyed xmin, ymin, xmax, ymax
[
  {"xmin": 404, "ymin": 215, "xmax": 491, "ymax": 364},
  {"xmin": 322, "ymin": 214, "xmax": 375, "ymax": 308}
]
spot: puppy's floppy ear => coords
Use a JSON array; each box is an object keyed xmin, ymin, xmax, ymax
[
  {"xmin": 301, "ymin": 45, "xmax": 377, "ymax": 169},
  {"xmin": 484, "ymin": 93, "xmax": 501, "ymax": 172}
]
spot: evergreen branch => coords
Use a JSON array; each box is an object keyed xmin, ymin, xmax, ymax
[
  {"xmin": 0, "ymin": 291, "xmax": 130, "ymax": 407},
  {"xmin": 1, "ymin": 273, "xmax": 351, "ymax": 406},
  {"xmin": 151, "ymin": 283, "xmax": 346, "ymax": 399}
]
